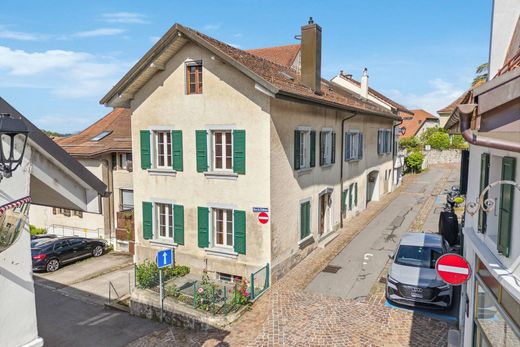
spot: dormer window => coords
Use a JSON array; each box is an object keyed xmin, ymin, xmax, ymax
[
  {"xmin": 186, "ymin": 61, "xmax": 203, "ymax": 94},
  {"xmin": 91, "ymin": 131, "xmax": 112, "ymax": 141}
]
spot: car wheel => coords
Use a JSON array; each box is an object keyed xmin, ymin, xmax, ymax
[
  {"xmin": 92, "ymin": 245, "xmax": 103, "ymax": 257},
  {"xmin": 46, "ymin": 259, "xmax": 60, "ymax": 272}
]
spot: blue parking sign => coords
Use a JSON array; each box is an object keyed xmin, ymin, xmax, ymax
[{"xmin": 156, "ymin": 249, "xmax": 173, "ymax": 268}]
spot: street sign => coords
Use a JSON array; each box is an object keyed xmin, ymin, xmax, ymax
[
  {"xmin": 253, "ymin": 207, "xmax": 269, "ymax": 213},
  {"xmin": 435, "ymin": 253, "xmax": 471, "ymax": 285},
  {"xmin": 156, "ymin": 249, "xmax": 173, "ymax": 269},
  {"xmin": 258, "ymin": 212, "xmax": 269, "ymax": 224}
]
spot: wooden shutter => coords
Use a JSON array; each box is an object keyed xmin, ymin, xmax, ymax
[
  {"xmin": 342, "ymin": 190, "xmax": 347, "ymax": 212},
  {"xmin": 319, "ymin": 131, "xmax": 324, "ymax": 166},
  {"xmin": 348, "ymin": 184, "xmax": 354, "ymax": 211},
  {"xmin": 331, "ymin": 132, "xmax": 336, "ymax": 164},
  {"xmin": 197, "ymin": 207, "xmax": 209, "ymax": 248},
  {"xmin": 460, "ymin": 150, "xmax": 470, "ymax": 194},
  {"xmin": 140, "ymin": 130, "xmax": 151, "ymax": 169},
  {"xmin": 345, "ymin": 133, "xmax": 351, "ymax": 161},
  {"xmin": 354, "ymin": 182, "xmax": 358, "ymax": 206},
  {"xmin": 195, "ymin": 130, "xmax": 208, "ymax": 172},
  {"xmin": 478, "ymin": 153, "xmax": 490, "ymax": 233},
  {"xmin": 172, "ymin": 130, "xmax": 183, "ymax": 171},
  {"xmin": 234, "ymin": 210, "xmax": 246, "ymax": 254},
  {"xmin": 233, "ymin": 130, "xmax": 246, "ymax": 174},
  {"xmin": 310, "ymin": 130, "xmax": 316, "ymax": 167},
  {"xmin": 377, "ymin": 130, "xmax": 383, "ymax": 155},
  {"xmin": 498, "ymin": 157, "xmax": 516, "ymax": 257},
  {"xmin": 358, "ymin": 133, "xmax": 364, "ymax": 159},
  {"xmin": 300, "ymin": 202, "xmax": 310, "ymax": 239},
  {"xmin": 142, "ymin": 201, "xmax": 153, "ymax": 240},
  {"xmin": 294, "ymin": 130, "xmax": 301, "ymax": 170},
  {"xmin": 173, "ymin": 204, "xmax": 184, "ymax": 245}
]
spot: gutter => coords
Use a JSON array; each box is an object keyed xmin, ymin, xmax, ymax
[
  {"xmin": 458, "ymin": 104, "xmax": 520, "ymax": 153},
  {"xmin": 340, "ymin": 112, "xmax": 358, "ymax": 228}
]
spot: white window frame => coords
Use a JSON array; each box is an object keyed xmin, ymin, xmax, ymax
[
  {"xmin": 120, "ymin": 189, "xmax": 134, "ymax": 211},
  {"xmin": 321, "ymin": 128, "xmax": 333, "ymax": 166},
  {"xmin": 211, "ymin": 130, "xmax": 233, "ymax": 171},
  {"xmin": 210, "ymin": 207, "xmax": 234, "ymax": 248},
  {"xmin": 152, "ymin": 130, "xmax": 172, "ymax": 169},
  {"xmin": 297, "ymin": 126, "xmax": 311, "ymax": 170},
  {"xmin": 378, "ymin": 129, "xmax": 392, "ymax": 155},
  {"xmin": 154, "ymin": 202, "xmax": 173, "ymax": 241},
  {"xmin": 345, "ymin": 130, "xmax": 361, "ymax": 161}
]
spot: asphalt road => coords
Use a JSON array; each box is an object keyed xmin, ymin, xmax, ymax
[{"xmin": 35, "ymin": 285, "xmax": 164, "ymax": 347}]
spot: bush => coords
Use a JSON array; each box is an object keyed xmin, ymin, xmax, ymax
[
  {"xmin": 231, "ymin": 278, "xmax": 250, "ymax": 306},
  {"xmin": 30, "ymin": 225, "xmax": 46, "ymax": 236},
  {"xmin": 426, "ymin": 132, "xmax": 450, "ymax": 150},
  {"xmin": 419, "ymin": 126, "xmax": 447, "ymax": 143},
  {"xmin": 399, "ymin": 137, "xmax": 420, "ymax": 150},
  {"xmin": 451, "ymin": 134, "xmax": 468, "ymax": 149},
  {"xmin": 135, "ymin": 261, "xmax": 190, "ymax": 289},
  {"xmin": 405, "ymin": 151, "xmax": 424, "ymax": 173}
]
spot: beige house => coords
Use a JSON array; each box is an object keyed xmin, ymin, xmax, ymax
[
  {"xmin": 30, "ymin": 108, "xmax": 134, "ymax": 250},
  {"xmin": 100, "ymin": 19, "xmax": 401, "ymax": 282}
]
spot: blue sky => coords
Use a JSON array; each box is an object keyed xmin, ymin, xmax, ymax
[{"xmin": 0, "ymin": 0, "xmax": 492, "ymax": 133}]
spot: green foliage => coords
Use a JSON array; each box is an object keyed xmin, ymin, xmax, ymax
[
  {"xmin": 419, "ymin": 126, "xmax": 447, "ymax": 143},
  {"xmin": 473, "ymin": 63, "xmax": 489, "ymax": 86},
  {"xmin": 231, "ymin": 278, "xmax": 250, "ymax": 306},
  {"xmin": 29, "ymin": 225, "xmax": 46, "ymax": 236},
  {"xmin": 426, "ymin": 131, "xmax": 450, "ymax": 150},
  {"xmin": 399, "ymin": 137, "xmax": 420, "ymax": 150},
  {"xmin": 195, "ymin": 271, "xmax": 219, "ymax": 311},
  {"xmin": 135, "ymin": 261, "xmax": 190, "ymax": 289},
  {"xmin": 405, "ymin": 151, "xmax": 424, "ymax": 173},
  {"xmin": 41, "ymin": 130, "xmax": 72, "ymax": 138},
  {"xmin": 166, "ymin": 284, "xmax": 180, "ymax": 298},
  {"xmin": 451, "ymin": 135, "xmax": 468, "ymax": 149}
]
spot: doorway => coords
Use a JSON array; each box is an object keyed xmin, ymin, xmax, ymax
[
  {"xmin": 366, "ymin": 170, "xmax": 379, "ymax": 205},
  {"xmin": 319, "ymin": 190, "xmax": 333, "ymax": 236}
]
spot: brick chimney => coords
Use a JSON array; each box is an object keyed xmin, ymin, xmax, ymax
[
  {"xmin": 301, "ymin": 17, "xmax": 322, "ymax": 93},
  {"xmin": 360, "ymin": 68, "xmax": 369, "ymax": 98}
]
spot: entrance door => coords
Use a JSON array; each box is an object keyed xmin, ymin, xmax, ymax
[{"xmin": 319, "ymin": 192, "xmax": 332, "ymax": 236}]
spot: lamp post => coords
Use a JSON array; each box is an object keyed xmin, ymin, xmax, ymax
[{"xmin": 0, "ymin": 113, "xmax": 29, "ymax": 181}]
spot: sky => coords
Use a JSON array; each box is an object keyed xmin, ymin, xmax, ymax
[{"xmin": 0, "ymin": 0, "xmax": 492, "ymax": 133}]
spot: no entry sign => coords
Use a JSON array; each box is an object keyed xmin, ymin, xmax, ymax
[
  {"xmin": 435, "ymin": 253, "xmax": 471, "ymax": 285},
  {"xmin": 258, "ymin": 212, "xmax": 269, "ymax": 224}
]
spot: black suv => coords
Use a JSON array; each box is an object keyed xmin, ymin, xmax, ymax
[{"xmin": 31, "ymin": 236, "xmax": 108, "ymax": 272}]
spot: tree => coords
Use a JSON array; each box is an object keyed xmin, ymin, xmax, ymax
[
  {"xmin": 426, "ymin": 132, "xmax": 450, "ymax": 150},
  {"xmin": 419, "ymin": 126, "xmax": 446, "ymax": 143},
  {"xmin": 472, "ymin": 63, "xmax": 489, "ymax": 87},
  {"xmin": 405, "ymin": 151, "xmax": 424, "ymax": 173}
]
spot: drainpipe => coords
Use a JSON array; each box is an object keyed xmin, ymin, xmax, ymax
[
  {"xmin": 340, "ymin": 112, "xmax": 357, "ymax": 228},
  {"xmin": 391, "ymin": 118, "xmax": 403, "ymax": 189},
  {"xmin": 458, "ymin": 104, "xmax": 520, "ymax": 153}
]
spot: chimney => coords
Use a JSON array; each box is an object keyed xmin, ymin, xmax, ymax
[
  {"xmin": 360, "ymin": 68, "xmax": 369, "ymax": 98},
  {"xmin": 300, "ymin": 17, "xmax": 322, "ymax": 93}
]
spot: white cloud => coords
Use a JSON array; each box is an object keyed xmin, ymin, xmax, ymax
[
  {"xmin": 0, "ymin": 45, "xmax": 129, "ymax": 99},
  {"xmin": 0, "ymin": 26, "xmax": 46, "ymax": 41},
  {"xmin": 73, "ymin": 28, "xmax": 126, "ymax": 38},
  {"xmin": 386, "ymin": 78, "xmax": 465, "ymax": 114},
  {"xmin": 101, "ymin": 12, "xmax": 148, "ymax": 24},
  {"xmin": 203, "ymin": 23, "xmax": 221, "ymax": 32}
]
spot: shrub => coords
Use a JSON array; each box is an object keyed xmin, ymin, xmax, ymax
[
  {"xmin": 231, "ymin": 278, "xmax": 250, "ymax": 306},
  {"xmin": 419, "ymin": 126, "xmax": 447, "ymax": 143},
  {"xmin": 166, "ymin": 284, "xmax": 180, "ymax": 298},
  {"xmin": 451, "ymin": 134, "xmax": 468, "ymax": 149},
  {"xmin": 399, "ymin": 137, "xmax": 420, "ymax": 150},
  {"xmin": 426, "ymin": 132, "xmax": 450, "ymax": 150},
  {"xmin": 29, "ymin": 225, "xmax": 46, "ymax": 236},
  {"xmin": 135, "ymin": 261, "xmax": 190, "ymax": 289},
  {"xmin": 405, "ymin": 151, "xmax": 424, "ymax": 173}
]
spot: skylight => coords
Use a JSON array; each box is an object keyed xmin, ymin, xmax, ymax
[{"xmin": 91, "ymin": 131, "xmax": 112, "ymax": 141}]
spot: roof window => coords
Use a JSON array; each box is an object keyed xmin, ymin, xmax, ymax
[{"xmin": 91, "ymin": 131, "xmax": 112, "ymax": 141}]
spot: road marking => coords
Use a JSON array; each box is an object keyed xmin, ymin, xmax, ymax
[
  {"xmin": 437, "ymin": 264, "xmax": 469, "ymax": 275},
  {"xmin": 78, "ymin": 312, "xmax": 111, "ymax": 325},
  {"xmin": 88, "ymin": 312, "xmax": 120, "ymax": 326}
]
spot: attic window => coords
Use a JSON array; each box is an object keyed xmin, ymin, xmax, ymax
[
  {"xmin": 186, "ymin": 61, "xmax": 203, "ymax": 94},
  {"xmin": 91, "ymin": 131, "xmax": 112, "ymax": 141}
]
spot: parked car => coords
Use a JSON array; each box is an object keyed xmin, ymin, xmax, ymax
[
  {"xmin": 30, "ymin": 234, "xmax": 57, "ymax": 240},
  {"xmin": 386, "ymin": 233, "xmax": 453, "ymax": 309},
  {"xmin": 31, "ymin": 236, "xmax": 108, "ymax": 272}
]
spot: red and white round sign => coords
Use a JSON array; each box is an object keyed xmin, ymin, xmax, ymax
[
  {"xmin": 258, "ymin": 212, "xmax": 269, "ymax": 224},
  {"xmin": 435, "ymin": 253, "xmax": 471, "ymax": 285}
]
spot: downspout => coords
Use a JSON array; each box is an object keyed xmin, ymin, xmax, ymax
[
  {"xmin": 391, "ymin": 118, "xmax": 403, "ymax": 189},
  {"xmin": 340, "ymin": 112, "xmax": 357, "ymax": 228},
  {"xmin": 458, "ymin": 104, "xmax": 520, "ymax": 153}
]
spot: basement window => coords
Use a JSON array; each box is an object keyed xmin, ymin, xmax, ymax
[{"xmin": 91, "ymin": 131, "xmax": 112, "ymax": 141}]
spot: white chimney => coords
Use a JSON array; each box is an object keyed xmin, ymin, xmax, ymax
[{"xmin": 360, "ymin": 67, "xmax": 369, "ymax": 99}]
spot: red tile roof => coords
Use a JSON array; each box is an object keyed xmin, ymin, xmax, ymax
[
  {"xmin": 400, "ymin": 109, "xmax": 439, "ymax": 138},
  {"xmin": 437, "ymin": 91, "xmax": 471, "ymax": 114},
  {"xmin": 246, "ymin": 44, "xmax": 300, "ymax": 68},
  {"xmin": 57, "ymin": 108, "xmax": 131, "ymax": 157}
]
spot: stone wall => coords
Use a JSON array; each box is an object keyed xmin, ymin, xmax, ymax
[{"xmin": 423, "ymin": 149, "xmax": 462, "ymax": 166}]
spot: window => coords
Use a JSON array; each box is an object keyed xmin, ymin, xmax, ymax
[
  {"xmin": 498, "ymin": 157, "xmax": 516, "ymax": 257},
  {"xmin": 73, "ymin": 210, "xmax": 83, "ymax": 218},
  {"xmin": 156, "ymin": 203, "xmax": 173, "ymax": 239},
  {"xmin": 154, "ymin": 131, "xmax": 172, "ymax": 169},
  {"xmin": 213, "ymin": 208, "xmax": 233, "ymax": 247},
  {"xmin": 212, "ymin": 130, "xmax": 233, "ymax": 171},
  {"xmin": 91, "ymin": 131, "xmax": 112, "ymax": 141},
  {"xmin": 119, "ymin": 153, "xmax": 132, "ymax": 170},
  {"xmin": 394, "ymin": 245, "xmax": 443, "ymax": 269},
  {"xmin": 186, "ymin": 61, "xmax": 203, "ymax": 94},
  {"xmin": 344, "ymin": 131, "xmax": 363, "ymax": 161},
  {"xmin": 320, "ymin": 130, "xmax": 336, "ymax": 166},
  {"xmin": 300, "ymin": 201, "xmax": 311, "ymax": 240},
  {"xmin": 217, "ymin": 272, "xmax": 243, "ymax": 283},
  {"xmin": 377, "ymin": 129, "xmax": 392, "ymax": 155},
  {"xmin": 120, "ymin": 189, "xmax": 134, "ymax": 211},
  {"xmin": 294, "ymin": 129, "xmax": 315, "ymax": 170}
]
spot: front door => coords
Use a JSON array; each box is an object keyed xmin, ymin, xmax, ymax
[{"xmin": 319, "ymin": 193, "xmax": 332, "ymax": 236}]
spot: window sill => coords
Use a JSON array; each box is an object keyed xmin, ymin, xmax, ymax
[
  {"xmin": 298, "ymin": 235, "xmax": 314, "ymax": 249},
  {"xmin": 320, "ymin": 163, "xmax": 334, "ymax": 168},
  {"xmin": 204, "ymin": 171, "xmax": 238, "ymax": 180},
  {"xmin": 150, "ymin": 239, "xmax": 178, "ymax": 248},
  {"xmin": 205, "ymin": 247, "xmax": 238, "ymax": 259},
  {"xmin": 296, "ymin": 168, "xmax": 313, "ymax": 176},
  {"xmin": 147, "ymin": 169, "xmax": 177, "ymax": 176}
]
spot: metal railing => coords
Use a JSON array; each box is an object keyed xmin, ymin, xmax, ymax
[
  {"xmin": 250, "ymin": 263, "xmax": 270, "ymax": 301},
  {"xmin": 45, "ymin": 224, "xmax": 110, "ymax": 241}
]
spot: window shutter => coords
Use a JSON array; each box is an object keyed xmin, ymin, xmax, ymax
[
  {"xmin": 478, "ymin": 153, "xmax": 490, "ymax": 233},
  {"xmin": 305, "ymin": 203, "xmax": 310, "ymax": 237},
  {"xmin": 354, "ymin": 182, "xmax": 358, "ymax": 206},
  {"xmin": 173, "ymin": 204, "xmax": 184, "ymax": 245},
  {"xmin": 310, "ymin": 130, "xmax": 316, "ymax": 167},
  {"xmin": 300, "ymin": 202, "xmax": 310, "ymax": 239},
  {"xmin": 377, "ymin": 130, "xmax": 382, "ymax": 155},
  {"xmin": 331, "ymin": 132, "xmax": 336, "ymax": 164},
  {"xmin": 498, "ymin": 157, "xmax": 516, "ymax": 257},
  {"xmin": 294, "ymin": 130, "xmax": 301, "ymax": 170},
  {"xmin": 195, "ymin": 130, "xmax": 208, "ymax": 172},
  {"xmin": 348, "ymin": 184, "xmax": 353, "ymax": 211},
  {"xmin": 345, "ymin": 133, "xmax": 351, "ymax": 161},
  {"xmin": 233, "ymin": 130, "xmax": 246, "ymax": 174},
  {"xmin": 234, "ymin": 210, "xmax": 246, "ymax": 255},
  {"xmin": 387, "ymin": 130, "xmax": 392, "ymax": 153},
  {"xmin": 319, "ymin": 131, "xmax": 324, "ymax": 166},
  {"xmin": 342, "ymin": 190, "xmax": 347, "ymax": 212},
  {"xmin": 358, "ymin": 133, "xmax": 364, "ymax": 159},
  {"xmin": 140, "ymin": 130, "xmax": 151, "ymax": 169},
  {"xmin": 197, "ymin": 207, "xmax": 209, "ymax": 248},
  {"xmin": 142, "ymin": 201, "xmax": 153, "ymax": 240},
  {"xmin": 172, "ymin": 130, "xmax": 183, "ymax": 171}
]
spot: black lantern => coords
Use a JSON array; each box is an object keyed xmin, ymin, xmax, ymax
[{"xmin": 0, "ymin": 113, "xmax": 29, "ymax": 179}]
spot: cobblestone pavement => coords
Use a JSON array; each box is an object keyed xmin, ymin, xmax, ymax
[{"xmin": 128, "ymin": 165, "xmax": 457, "ymax": 347}]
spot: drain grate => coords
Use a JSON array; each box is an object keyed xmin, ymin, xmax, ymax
[{"xmin": 322, "ymin": 265, "xmax": 342, "ymax": 273}]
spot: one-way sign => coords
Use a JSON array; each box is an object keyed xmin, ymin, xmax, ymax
[{"xmin": 157, "ymin": 249, "xmax": 173, "ymax": 268}]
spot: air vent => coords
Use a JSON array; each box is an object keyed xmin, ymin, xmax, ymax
[{"xmin": 322, "ymin": 265, "xmax": 342, "ymax": 273}]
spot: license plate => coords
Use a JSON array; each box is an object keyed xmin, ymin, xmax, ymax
[{"xmin": 410, "ymin": 293, "xmax": 423, "ymax": 298}]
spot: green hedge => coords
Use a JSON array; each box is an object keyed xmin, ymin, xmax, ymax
[
  {"xmin": 29, "ymin": 225, "xmax": 46, "ymax": 236},
  {"xmin": 135, "ymin": 260, "xmax": 190, "ymax": 289}
]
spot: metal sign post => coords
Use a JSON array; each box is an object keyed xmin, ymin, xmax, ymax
[
  {"xmin": 156, "ymin": 249, "xmax": 173, "ymax": 324},
  {"xmin": 159, "ymin": 268, "xmax": 163, "ymax": 323}
]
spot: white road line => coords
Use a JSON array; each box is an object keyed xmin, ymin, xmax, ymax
[
  {"xmin": 438, "ymin": 265, "xmax": 469, "ymax": 275},
  {"xmin": 78, "ymin": 312, "xmax": 111, "ymax": 325},
  {"xmin": 88, "ymin": 313, "xmax": 120, "ymax": 326}
]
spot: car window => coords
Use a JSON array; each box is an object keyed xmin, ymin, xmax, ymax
[
  {"xmin": 68, "ymin": 238, "xmax": 84, "ymax": 246},
  {"xmin": 394, "ymin": 245, "xmax": 443, "ymax": 269},
  {"xmin": 54, "ymin": 240, "xmax": 70, "ymax": 251}
]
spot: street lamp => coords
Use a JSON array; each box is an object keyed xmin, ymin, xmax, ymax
[{"xmin": 0, "ymin": 113, "xmax": 29, "ymax": 180}]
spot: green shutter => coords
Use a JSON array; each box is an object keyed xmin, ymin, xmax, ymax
[
  {"xmin": 294, "ymin": 130, "xmax": 301, "ymax": 170},
  {"xmin": 173, "ymin": 204, "xmax": 184, "ymax": 245},
  {"xmin": 331, "ymin": 132, "xmax": 336, "ymax": 164},
  {"xmin": 195, "ymin": 130, "xmax": 208, "ymax": 172},
  {"xmin": 172, "ymin": 130, "xmax": 183, "ymax": 171},
  {"xmin": 142, "ymin": 201, "xmax": 153, "ymax": 240},
  {"xmin": 310, "ymin": 130, "xmax": 316, "ymax": 167},
  {"xmin": 348, "ymin": 184, "xmax": 354, "ymax": 210},
  {"xmin": 498, "ymin": 157, "xmax": 516, "ymax": 257},
  {"xmin": 342, "ymin": 190, "xmax": 347, "ymax": 212},
  {"xmin": 478, "ymin": 153, "xmax": 490, "ymax": 233},
  {"xmin": 305, "ymin": 203, "xmax": 310, "ymax": 237},
  {"xmin": 319, "ymin": 131, "xmax": 324, "ymax": 166},
  {"xmin": 233, "ymin": 130, "xmax": 246, "ymax": 174},
  {"xmin": 197, "ymin": 207, "xmax": 209, "ymax": 248},
  {"xmin": 234, "ymin": 210, "xmax": 246, "ymax": 254},
  {"xmin": 354, "ymin": 183, "xmax": 358, "ymax": 206},
  {"xmin": 300, "ymin": 202, "xmax": 310, "ymax": 239},
  {"xmin": 140, "ymin": 130, "xmax": 151, "ymax": 169}
]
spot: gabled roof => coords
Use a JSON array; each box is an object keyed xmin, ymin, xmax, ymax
[
  {"xmin": 400, "ymin": 109, "xmax": 439, "ymax": 138},
  {"xmin": 246, "ymin": 44, "xmax": 300, "ymax": 68},
  {"xmin": 437, "ymin": 91, "xmax": 470, "ymax": 115},
  {"xmin": 336, "ymin": 74, "xmax": 413, "ymax": 115},
  {"xmin": 57, "ymin": 108, "xmax": 131, "ymax": 157},
  {"xmin": 100, "ymin": 23, "xmax": 399, "ymax": 121},
  {"xmin": 442, "ymin": 89, "xmax": 474, "ymax": 132}
]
